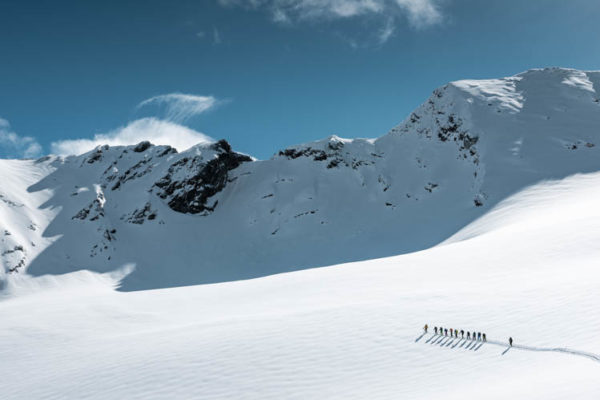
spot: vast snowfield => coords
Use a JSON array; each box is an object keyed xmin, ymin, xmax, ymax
[{"xmin": 2, "ymin": 171, "xmax": 600, "ymax": 399}]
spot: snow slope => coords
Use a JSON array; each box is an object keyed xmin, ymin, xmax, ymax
[
  {"xmin": 1, "ymin": 170, "xmax": 600, "ymax": 399},
  {"xmin": 2, "ymin": 67, "xmax": 600, "ymax": 291}
]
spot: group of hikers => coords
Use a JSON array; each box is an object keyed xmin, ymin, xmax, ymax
[{"xmin": 423, "ymin": 324, "xmax": 514, "ymax": 346}]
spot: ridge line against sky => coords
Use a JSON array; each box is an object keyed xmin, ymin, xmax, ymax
[{"xmin": 0, "ymin": 1, "xmax": 599, "ymax": 159}]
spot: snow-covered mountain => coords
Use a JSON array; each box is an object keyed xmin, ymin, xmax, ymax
[{"xmin": 2, "ymin": 67, "xmax": 600, "ymax": 290}]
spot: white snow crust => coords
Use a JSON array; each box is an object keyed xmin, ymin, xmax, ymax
[{"xmin": 1, "ymin": 170, "xmax": 600, "ymax": 399}]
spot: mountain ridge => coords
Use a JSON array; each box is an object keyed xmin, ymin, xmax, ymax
[{"xmin": 2, "ymin": 67, "xmax": 600, "ymax": 290}]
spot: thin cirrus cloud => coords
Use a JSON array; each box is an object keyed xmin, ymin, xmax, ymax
[
  {"xmin": 50, "ymin": 118, "xmax": 215, "ymax": 156},
  {"xmin": 0, "ymin": 117, "xmax": 42, "ymax": 159},
  {"xmin": 218, "ymin": 0, "xmax": 443, "ymax": 43},
  {"xmin": 51, "ymin": 92, "xmax": 219, "ymax": 156},
  {"xmin": 136, "ymin": 93, "xmax": 219, "ymax": 123}
]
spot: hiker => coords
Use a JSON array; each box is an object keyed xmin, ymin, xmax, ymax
[
  {"xmin": 473, "ymin": 331, "xmax": 477, "ymax": 341},
  {"xmin": 444, "ymin": 328, "xmax": 448, "ymax": 336},
  {"xmin": 509, "ymin": 337, "xmax": 513, "ymax": 347},
  {"xmin": 434, "ymin": 327, "xmax": 438, "ymax": 335},
  {"xmin": 449, "ymin": 328, "xmax": 453, "ymax": 337},
  {"xmin": 483, "ymin": 333, "xmax": 486, "ymax": 342},
  {"xmin": 454, "ymin": 330, "xmax": 458, "ymax": 338},
  {"xmin": 440, "ymin": 326, "xmax": 444, "ymax": 335},
  {"xmin": 424, "ymin": 324, "xmax": 428, "ymax": 333},
  {"xmin": 461, "ymin": 330, "xmax": 464, "ymax": 338},
  {"xmin": 467, "ymin": 332, "xmax": 470, "ymax": 340},
  {"xmin": 477, "ymin": 332, "xmax": 481, "ymax": 341}
]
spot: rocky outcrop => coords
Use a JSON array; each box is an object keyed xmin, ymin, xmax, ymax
[
  {"xmin": 278, "ymin": 137, "xmax": 377, "ymax": 169},
  {"xmin": 153, "ymin": 140, "xmax": 252, "ymax": 214}
]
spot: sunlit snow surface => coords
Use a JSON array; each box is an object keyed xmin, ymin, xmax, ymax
[{"xmin": 1, "ymin": 171, "xmax": 600, "ymax": 399}]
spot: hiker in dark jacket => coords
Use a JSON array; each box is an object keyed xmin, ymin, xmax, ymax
[
  {"xmin": 467, "ymin": 332, "xmax": 470, "ymax": 340},
  {"xmin": 460, "ymin": 330, "xmax": 464, "ymax": 338},
  {"xmin": 473, "ymin": 331, "xmax": 477, "ymax": 341},
  {"xmin": 482, "ymin": 333, "xmax": 486, "ymax": 342},
  {"xmin": 434, "ymin": 327, "xmax": 438, "ymax": 335},
  {"xmin": 509, "ymin": 337, "xmax": 513, "ymax": 346},
  {"xmin": 444, "ymin": 328, "xmax": 448, "ymax": 336},
  {"xmin": 477, "ymin": 332, "xmax": 482, "ymax": 341}
]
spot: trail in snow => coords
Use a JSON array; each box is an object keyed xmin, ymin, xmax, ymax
[{"xmin": 419, "ymin": 333, "xmax": 600, "ymax": 363}]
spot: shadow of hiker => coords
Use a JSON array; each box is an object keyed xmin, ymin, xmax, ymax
[
  {"xmin": 502, "ymin": 347, "xmax": 511, "ymax": 355},
  {"xmin": 445, "ymin": 339, "xmax": 454, "ymax": 347},
  {"xmin": 451, "ymin": 339, "xmax": 463, "ymax": 349},
  {"xmin": 415, "ymin": 333, "xmax": 426, "ymax": 342},
  {"xmin": 473, "ymin": 343, "xmax": 484, "ymax": 351},
  {"xmin": 425, "ymin": 335, "xmax": 437, "ymax": 344}
]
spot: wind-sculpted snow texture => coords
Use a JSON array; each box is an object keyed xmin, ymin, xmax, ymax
[
  {"xmin": 2, "ymin": 171, "xmax": 600, "ymax": 399},
  {"xmin": 2, "ymin": 67, "xmax": 600, "ymax": 290}
]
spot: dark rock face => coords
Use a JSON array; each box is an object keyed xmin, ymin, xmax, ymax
[
  {"xmin": 72, "ymin": 192, "xmax": 105, "ymax": 221},
  {"xmin": 391, "ymin": 85, "xmax": 481, "ymax": 166},
  {"xmin": 278, "ymin": 139, "xmax": 374, "ymax": 170},
  {"xmin": 85, "ymin": 147, "xmax": 106, "ymax": 164},
  {"xmin": 278, "ymin": 147, "xmax": 329, "ymax": 161},
  {"xmin": 278, "ymin": 140, "xmax": 346, "ymax": 162},
  {"xmin": 106, "ymin": 145, "xmax": 176, "ymax": 191},
  {"xmin": 133, "ymin": 141, "xmax": 152, "ymax": 153},
  {"xmin": 154, "ymin": 140, "xmax": 252, "ymax": 214},
  {"xmin": 110, "ymin": 157, "xmax": 154, "ymax": 191},
  {"xmin": 126, "ymin": 203, "xmax": 157, "ymax": 224}
]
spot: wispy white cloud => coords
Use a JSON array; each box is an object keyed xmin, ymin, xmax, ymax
[
  {"xmin": 0, "ymin": 117, "xmax": 42, "ymax": 159},
  {"xmin": 218, "ymin": 0, "xmax": 443, "ymax": 43},
  {"xmin": 395, "ymin": 0, "xmax": 441, "ymax": 28},
  {"xmin": 136, "ymin": 93, "xmax": 218, "ymax": 123},
  {"xmin": 52, "ymin": 92, "xmax": 221, "ymax": 156},
  {"xmin": 50, "ymin": 118, "xmax": 214, "ymax": 156}
]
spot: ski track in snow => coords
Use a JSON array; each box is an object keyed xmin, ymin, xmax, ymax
[{"xmin": 419, "ymin": 334, "xmax": 600, "ymax": 363}]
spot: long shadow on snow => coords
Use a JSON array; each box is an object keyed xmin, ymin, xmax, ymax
[{"xmin": 420, "ymin": 334, "xmax": 600, "ymax": 364}]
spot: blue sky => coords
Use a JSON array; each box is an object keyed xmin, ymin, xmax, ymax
[{"xmin": 1, "ymin": 0, "xmax": 599, "ymax": 159}]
